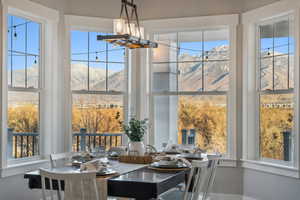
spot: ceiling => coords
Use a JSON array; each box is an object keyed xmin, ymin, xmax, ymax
[{"xmin": 30, "ymin": 0, "xmax": 282, "ymax": 19}]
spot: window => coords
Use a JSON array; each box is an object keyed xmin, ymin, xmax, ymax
[
  {"xmin": 257, "ymin": 16, "xmax": 294, "ymax": 162},
  {"xmin": 71, "ymin": 31, "xmax": 126, "ymax": 151},
  {"xmin": 7, "ymin": 15, "xmax": 41, "ymax": 159},
  {"xmin": 151, "ymin": 29, "xmax": 230, "ymax": 154}
]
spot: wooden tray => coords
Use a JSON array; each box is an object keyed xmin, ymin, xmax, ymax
[{"xmin": 119, "ymin": 155, "xmax": 153, "ymax": 164}]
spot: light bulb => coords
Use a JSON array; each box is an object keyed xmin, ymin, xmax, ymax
[
  {"xmin": 123, "ymin": 23, "xmax": 129, "ymax": 35},
  {"xmin": 13, "ymin": 26, "xmax": 17, "ymax": 38},
  {"xmin": 138, "ymin": 27, "xmax": 144, "ymax": 39},
  {"xmin": 114, "ymin": 19, "xmax": 125, "ymax": 35},
  {"xmin": 130, "ymin": 23, "xmax": 136, "ymax": 36}
]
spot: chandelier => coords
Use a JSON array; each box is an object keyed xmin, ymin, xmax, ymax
[{"xmin": 97, "ymin": 0, "xmax": 158, "ymax": 49}]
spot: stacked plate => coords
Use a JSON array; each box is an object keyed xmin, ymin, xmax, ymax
[
  {"xmin": 150, "ymin": 161, "xmax": 188, "ymax": 170},
  {"xmin": 96, "ymin": 168, "xmax": 117, "ymax": 176}
]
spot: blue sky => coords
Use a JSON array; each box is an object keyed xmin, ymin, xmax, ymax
[
  {"xmin": 7, "ymin": 15, "xmax": 40, "ymax": 71},
  {"xmin": 179, "ymin": 40, "xmax": 229, "ymax": 57},
  {"xmin": 8, "ymin": 14, "xmax": 294, "ymax": 73},
  {"xmin": 71, "ymin": 30, "xmax": 125, "ymax": 73}
]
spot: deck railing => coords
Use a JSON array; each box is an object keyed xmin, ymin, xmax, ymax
[
  {"xmin": 181, "ymin": 129, "xmax": 292, "ymax": 161},
  {"xmin": 72, "ymin": 128, "xmax": 123, "ymax": 152},
  {"xmin": 8, "ymin": 128, "xmax": 123, "ymax": 159},
  {"xmin": 7, "ymin": 128, "xmax": 39, "ymax": 159},
  {"xmin": 8, "ymin": 128, "xmax": 290, "ymax": 160}
]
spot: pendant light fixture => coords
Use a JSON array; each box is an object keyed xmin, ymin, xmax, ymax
[{"xmin": 97, "ymin": 0, "xmax": 158, "ymax": 49}]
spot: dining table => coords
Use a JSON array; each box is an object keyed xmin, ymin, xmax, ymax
[{"xmin": 24, "ymin": 159, "xmax": 191, "ymax": 200}]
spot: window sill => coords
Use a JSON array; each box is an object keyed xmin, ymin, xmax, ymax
[
  {"xmin": 219, "ymin": 158, "xmax": 237, "ymax": 167},
  {"xmin": 241, "ymin": 159, "xmax": 299, "ymax": 178},
  {"xmin": 1, "ymin": 159, "xmax": 50, "ymax": 178}
]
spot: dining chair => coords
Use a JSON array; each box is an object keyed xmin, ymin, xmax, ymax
[
  {"xmin": 160, "ymin": 156, "xmax": 221, "ymax": 200},
  {"xmin": 40, "ymin": 169, "xmax": 99, "ymax": 200},
  {"xmin": 50, "ymin": 152, "xmax": 78, "ymax": 168}
]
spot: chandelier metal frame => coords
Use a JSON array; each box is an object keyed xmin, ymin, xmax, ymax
[{"xmin": 97, "ymin": 0, "xmax": 158, "ymax": 49}]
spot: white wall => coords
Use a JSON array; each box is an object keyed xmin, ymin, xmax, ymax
[
  {"xmin": 139, "ymin": 0, "xmax": 243, "ymax": 20},
  {"xmin": 243, "ymin": 169, "xmax": 300, "ymax": 200},
  {"xmin": 0, "ymin": 175, "xmax": 41, "ymax": 200},
  {"xmin": 242, "ymin": 0, "xmax": 281, "ymax": 12},
  {"xmin": 30, "ymin": 0, "xmax": 69, "ymax": 12},
  {"xmin": 32, "ymin": 0, "xmax": 281, "ymax": 20},
  {"xmin": 65, "ymin": 0, "xmax": 129, "ymax": 19}
]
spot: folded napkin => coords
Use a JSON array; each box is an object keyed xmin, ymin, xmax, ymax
[
  {"xmin": 80, "ymin": 159, "xmax": 108, "ymax": 172},
  {"xmin": 165, "ymin": 144, "xmax": 180, "ymax": 152},
  {"xmin": 154, "ymin": 155, "xmax": 192, "ymax": 168},
  {"xmin": 176, "ymin": 157, "xmax": 192, "ymax": 168}
]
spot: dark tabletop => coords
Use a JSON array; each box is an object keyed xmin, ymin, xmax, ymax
[{"xmin": 24, "ymin": 163, "xmax": 189, "ymax": 200}]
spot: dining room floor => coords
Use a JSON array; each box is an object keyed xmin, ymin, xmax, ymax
[
  {"xmin": 109, "ymin": 193, "xmax": 252, "ymax": 200},
  {"xmin": 158, "ymin": 189, "xmax": 255, "ymax": 200}
]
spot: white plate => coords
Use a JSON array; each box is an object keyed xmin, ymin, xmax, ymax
[{"xmin": 150, "ymin": 162, "xmax": 187, "ymax": 169}]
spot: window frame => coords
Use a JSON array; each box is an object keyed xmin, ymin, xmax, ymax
[
  {"xmin": 150, "ymin": 29, "xmax": 230, "ymax": 155},
  {"xmin": 6, "ymin": 14, "xmax": 43, "ymax": 161},
  {"xmin": 1, "ymin": 0, "xmax": 59, "ymax": 176},
  {"xmin": 4, "ymin": 11, "xmax": 46, "ymax": 166},
  {"xmin": 256, "ymin": 15, "xmax": 295, "ymax": 165},
  {"xmin": 144, "ymin": 15, "xmax": 239, "ymax": 162},
  {"xmin": 242, "ymin": 0, "xmax": 300, "ymax": 177},
  {"xmin": 65, "ymin": 15, "xmax": 130, "ymax": 152}
]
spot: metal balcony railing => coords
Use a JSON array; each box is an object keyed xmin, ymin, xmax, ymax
[
  {"xmin": 72, "ymin": 128, "xmax": 123, "ymax": 152},
  {"xmin": 7, "ymin": 128, "xmax": 39, "ymax": 159},
  {"xmin": 7, "ymin": 128, "xmax": 123, "ymax": 159}
]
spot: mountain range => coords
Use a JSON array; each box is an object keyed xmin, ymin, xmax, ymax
[{"xmin": 8, "ymin": 45, "xmax": 292, "ymax": 104}]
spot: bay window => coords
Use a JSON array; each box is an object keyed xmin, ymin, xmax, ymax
[{"xmin": 150, "ymin": 28, "xmax": 231, "ymax": 154}]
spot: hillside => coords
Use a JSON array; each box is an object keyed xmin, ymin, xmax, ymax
[{"xmin": 8, "ymin": 45, "xmax": 292, "ymax": 104}]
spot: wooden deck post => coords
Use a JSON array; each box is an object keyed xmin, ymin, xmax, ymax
[
  {"xmin": 80, "ymin": 128, "xmax": 87, "ymax": 152},
  {"xmin": 7, "ymin": 128, "xmax": 14, "ymax": 159}
]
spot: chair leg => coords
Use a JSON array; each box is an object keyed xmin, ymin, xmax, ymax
[
  {"xmin": 202, "ymin": 163, "xmax": 218, "ymax": 200},
  {"xmin": 57, "ymin": 190, "xmax": 62, "ymax": 200}
]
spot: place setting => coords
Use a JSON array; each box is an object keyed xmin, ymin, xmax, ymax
[
  {"xmin": 69, "ymin": 148, "xmax": 119, "ymax": 177},
  {"xmin": 79, "ymin": 159, "xmax": 118, "ymax": 177},
  {"xmin": 148, "ymin": 155, "xmax": 191, "ymax": 172}
]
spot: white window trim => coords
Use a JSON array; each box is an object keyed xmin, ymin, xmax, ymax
[
  {"xmin": 64, "ymin": 15, "xmax": 130, "ymax": 152},
  {"xmin": 0, "ymin": 0, "xmax": 59, "ymax": 177},
  {"xmin": 242, "ymin": 0, "xmax": 300, "ymax": 177},
  {"xmin": 143, "ymin": 15, "xmax": 239, "ymax": 166}
]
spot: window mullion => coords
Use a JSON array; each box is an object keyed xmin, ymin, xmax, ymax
[
  {"xmin": 106, "ymin": 42, "xmax": 108, "ymax": 92},
  {"xmin": 202, "ymin": 31, "xmax": 205, "ymax": 92},
  {"xmin": 176, "ymin": 32, "xmax": 179, "ymax": 92},
  {"xmin": 10, "ymin": 16, "xmax": 13, "ymax": 88},
  {"xmin": 287, "ymin": 18, "xmax": 290, "ymax": 89},
  {"xmin": 272, "ymin": 23, "xmax": 275, "ymax": 91},
  {"xmin": 87, "ymin": 32, "xmax": 90, "ymax": 91},
  {"xmin": 25, "ymin": 20, "xmax": 28, "ymax": 89}
]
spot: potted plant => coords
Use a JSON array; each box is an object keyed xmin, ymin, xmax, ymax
[{"xmin": 121, "ymin": 118, "xmax": 148, "ymax": 155}]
